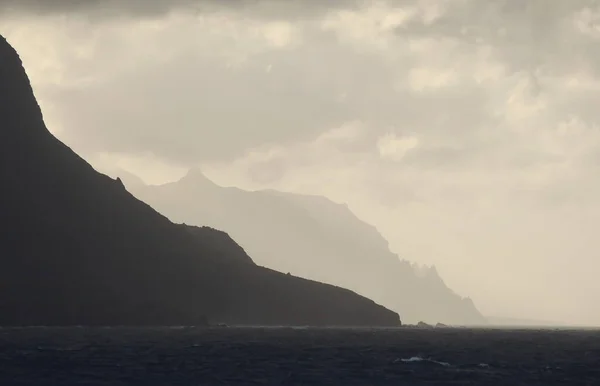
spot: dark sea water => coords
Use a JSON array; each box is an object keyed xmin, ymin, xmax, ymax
[{"xmin": 1, "ymin": 327, "xmax": 599, "ymax": 385}]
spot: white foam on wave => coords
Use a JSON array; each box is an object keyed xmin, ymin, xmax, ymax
[
  {"xmin": 396, "ymin": 356, "xmax": 451, "ymax": 367},
  {"xmin": 396, "ymin": 357, "xmax": 493, "ymax": 370}
]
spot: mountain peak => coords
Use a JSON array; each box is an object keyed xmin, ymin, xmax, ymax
[
  {"xmin": 0, "ymin": 35, "xmax": 46, "ymax": 136},
  {"xmin": 0, "ymin": 34, "xmax": 401, "ymax": 327},
  {"xmin": 179, "ymin": 168, "xmax": 218, "ymax": 187}
]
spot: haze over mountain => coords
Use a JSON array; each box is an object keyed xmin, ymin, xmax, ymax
[
  {"xmin": 4, "ymin": 0, "xmax": 600, "ymax": 326},
  {"xmin": 0, "ymin": 34, "xmax": 401, "ymax": 327},
  {"xmin": 119, "ymin": 169, "xmax": 485, "ymax": 325}
]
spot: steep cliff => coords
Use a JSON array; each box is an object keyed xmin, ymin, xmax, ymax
[
  {"xmin": 0, "ymin": 35, "xmax": 400, "ymax": 327},
  {"xmin": 123, "ymin": 169, "xmax": 486, "ymax": 325}
]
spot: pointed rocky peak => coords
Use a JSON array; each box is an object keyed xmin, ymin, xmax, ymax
[
  {"xmin": 423, "ymin": 265, "xmax": 447, "ymax": 284},
  {"xmin": 0, "ymin": 34, "xmax": 46, "ymax": 136},
  {"xmin": 426, "ymin": 265, "xmax": 440, "ymax": 278},
  {"xmin": 115, "ymin": 169, "xmax": 146, "ymax": 190},
  {"xmin": 178, "ymin": 168, "xmax": 219, "ymax": 189},
  {"xmin": 0, "ymin": 35, "xmax": 20, "ymax": 80},
  {"xmin": 183, "ymin": 167, "xmax": 212, "ymax": 181},
  {"xmin": 414, "ymin": 264, "xmax": 442, "ymax": 281}
]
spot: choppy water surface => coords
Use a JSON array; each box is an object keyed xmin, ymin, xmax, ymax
[{"xmin": 1, "ymin": 326, "xmax": 599, "ymax": 385}]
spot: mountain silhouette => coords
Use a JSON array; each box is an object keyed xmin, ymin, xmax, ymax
[
  {"xmin": 121, "ymin": 168, "xmax": 486, "ymax": 325},
  {"xmin": 0, "ymin": 35, "xmax": 401, "ymax": 327}
]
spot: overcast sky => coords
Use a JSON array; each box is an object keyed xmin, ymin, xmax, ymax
[{"xmin": 3, "ymin": 0, "xmax": 600, "ymax": 325}]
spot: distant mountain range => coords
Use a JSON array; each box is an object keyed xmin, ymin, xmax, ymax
[
  {"xmin": 0, "ymin": 34, "xmax": 400, "ymax": 327},
  {"xmin": 119, "ymin": 168, "xmax": 486, "ymax": 325}
]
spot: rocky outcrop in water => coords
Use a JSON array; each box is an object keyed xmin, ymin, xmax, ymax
[{"xmin": 0, "ymin": 34, "xmax": 400, "ymax": 327}]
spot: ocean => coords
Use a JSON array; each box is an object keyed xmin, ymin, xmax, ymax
[{"xmin": 1, "ymin": 326, "xmax": 598, "ymax": 385}]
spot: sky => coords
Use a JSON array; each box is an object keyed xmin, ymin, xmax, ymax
[{"xmin": 2, "ymin": 0, "xmax": 600, "ymax": 325}]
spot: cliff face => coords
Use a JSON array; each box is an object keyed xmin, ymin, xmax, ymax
[
  {"xmin": 124, "ymin": 169, "xmax": 486, "ymax": 325},
  {"xmin": 0, "ymin": 35, "xmax": 400, "ymax": 327}
]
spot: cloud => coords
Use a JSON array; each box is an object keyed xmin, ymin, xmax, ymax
[
  {"xmin": 5, "ymin": 0, "xmax": 600, "ymax": 324},
  {"xmin": 0, "ymin": 0, "xmax": 360, "ymax": 19},
  {"xmin": 377, "ymin": 133, "xmax": 419, "ymax": 161}
]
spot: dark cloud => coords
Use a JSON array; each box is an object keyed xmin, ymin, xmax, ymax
[
  {"xmin": 25, "ymin": 0, "xmax": 600, "ymax": 165},
  {"xmin": 393, "ymin": 0, "xmax": 600, "ymax": 75},
  {"xmin": 0, "ymin": 0, "xmax": 360, "ymax": 19}
]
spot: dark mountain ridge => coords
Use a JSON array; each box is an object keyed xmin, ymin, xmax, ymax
[
  {"xmin": 0, "ymin": 35, "xmax": 400, "ymax": 327},
  {"xmin": 122, "ymin": 168, "xmax": 485, "ymax": 325}
]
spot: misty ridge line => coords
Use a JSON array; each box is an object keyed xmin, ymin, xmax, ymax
[
  {"xmin": 3, "ymin": 0, "xmax": 600, "ymax": 326},
  {"xmin": 0, "ymin": 33, "xmax": 403, "ymax": 327},
  {"xmin": 0, "ymin": 22, "xmax": 483, "ymax": 328},
  {"xmin": 114, "ymin": 167, "xmax": 486, "ymax": 325}
]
